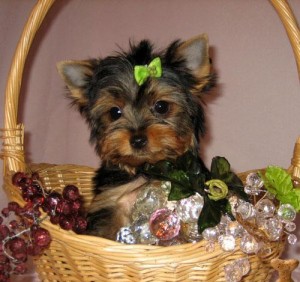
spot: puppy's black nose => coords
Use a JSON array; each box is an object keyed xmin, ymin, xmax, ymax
[{"xmin": 130, "ymin": 134, "xmax": 148, "ymax": 149}]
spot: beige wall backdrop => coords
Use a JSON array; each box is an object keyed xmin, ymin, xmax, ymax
[{"xmin": 0, "ymin": 1, "xmax": 299, "ymax": 281}]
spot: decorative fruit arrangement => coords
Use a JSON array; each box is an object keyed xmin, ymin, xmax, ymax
[{"xmin": 0, "ymin": 172, "xmax": 87, "ymax": 281}]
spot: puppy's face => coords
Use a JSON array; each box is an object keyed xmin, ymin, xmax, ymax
[{"xmin": 57, "ymin": 35, "xmax": 215, "ymax": 171}]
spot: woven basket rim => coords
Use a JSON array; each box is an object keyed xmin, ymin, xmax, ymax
[{"xmin": 1, "ymin": 1, "xmax": 298, "ymax": 281}]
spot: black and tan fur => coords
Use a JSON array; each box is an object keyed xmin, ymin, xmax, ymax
[{"xmin": 57, "ymin": 34, "xmax": 215, "ymax": 240}]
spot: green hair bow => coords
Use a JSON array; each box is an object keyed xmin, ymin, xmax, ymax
[{"xmin": 134, "ymin": 57, "xmax": 162, "ymax": 86}]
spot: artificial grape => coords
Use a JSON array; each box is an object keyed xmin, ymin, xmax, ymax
[
  {"xmin": 0, "ymin": 262, "xmax": 11, "ymax": 273},
  {"xmin": 70, "ymin": 199, "xmax": 82, "ymax": 214},
  {"xmin": 8, "ymin": 220, "xmax": 18, "ymax": 230},
  {"xmin": 31, "ymin": 227, "xmax": 51, "ymax": 249},
  {"xmin": 1, "ymin": 208, "xmax": 9, "ymax": 218},
  {"xmin": 7, "ymin": 202, "xmax": 20, "ymax": 213},
  {"xmin": 21, "ymin": 185, "xmax": 41, "ymax": 202},
  {"xmin": 12, "ymin": 252, "xmax": 27, "ymax": 263},
  {"xmin": 0, "ymin": 217, "xmax": 3, "ymax": 225},
  {"xmin": 72, "ymin": 216, "xmax": 88, "ymax": 234},
  {"xmin": 56, "ymin": 201, "xmax": 72, "ymax": 215},
  {"xmin": 0, "ymin": 273, "xmax": 9, "ymax": 282},
  {"xmin": 0, "ymin": 225, "xmax": 9, "ymax": 240},
  {"xmin": 59, "ymin": 215, "xmax": 75, "ymax": 231},
  {"xmin": 42, "ymin": 192, "xmax": 62, "ymax": 214},
  {"xmin": 12, "ymin": 172, "xmax": 27, "ymax": 187},
  {"xmin": 0, "ymin": 255, "xmax": 9, "ymax": 264},
  {"xmin": 13, "ymin": 263, "xmax": 27, "ymax": 274},
  {"xmin": 31, "ymin": 172, "xmax": 40, "ymax": 181},
  {"xmin": 50, "ymin": 214, "xmax": 60, "ymax": 225},
  {"xmin": 8, "ymin": 237, "xmax": 27, "ymax": 254},
  {"xmin": 32, "ymin": 195, "xmax": 45, "ymax": 207},
  {"xmin": 63, "ymin": 185, "xmax": 80, "ymax": 202},
  {"xmin": 27, "ymin": 244, "xmax": 43, "ymax": 256}
]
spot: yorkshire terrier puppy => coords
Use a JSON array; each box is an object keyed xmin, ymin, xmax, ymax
[{"xmin": 57, "ymin": 34, "xmax": 215, "ymax": 240}]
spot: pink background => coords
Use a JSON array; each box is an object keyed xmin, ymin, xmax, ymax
[{"xmin": 0, "ymin": 1, "xmax": 299, "ymax": 281}]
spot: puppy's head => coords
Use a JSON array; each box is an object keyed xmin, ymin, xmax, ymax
[{"xmin": 57, "ymin": 34, "xmax": 215, "ymax": 172}]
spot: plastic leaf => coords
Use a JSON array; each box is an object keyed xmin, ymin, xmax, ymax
[{"xmin": 263, "ymin": 166, "xmax": 300, "ymax": 211}]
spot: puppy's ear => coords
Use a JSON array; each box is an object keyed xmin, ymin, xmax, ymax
[
  {"xmin": 177, "ymin": 34, "xmax": 214, "ymax": 92},
  {"xmin": 57, "ymin": 60, "xmax": 94, "ymax": 110}
]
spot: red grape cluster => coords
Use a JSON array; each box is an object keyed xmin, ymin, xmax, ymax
[{"xmin": 0, "ymin": 171, "xmax": 88, "ymax": 281}]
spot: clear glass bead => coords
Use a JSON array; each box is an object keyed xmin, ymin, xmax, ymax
[
  {"xmin": 132, "ymin": 216, "xmax": 157, "ymax": 245},
  {"xmin": 287, "ymin": 234, "xmax": 297, "ymax": 245},
  {"xmin": 240, "ymin": 233, "xmax": 259, "ymax": 254},
  {"xmin": 263, "ymin": 218, "xmax": 283, "ymax": 241},
  {"xmin": 255, "ymin": 199, "xmax": 276, "ymax": 218},
  {"xmin": 131, "ymin": 181, "xmax": 171, "ymax": 221},
  {"xmin": 176, "ymin": 193, "xmax": 204, "ymax": 223},
  {"xmin": 244, "ymin": 185, "xmax": 261, "ymax": 196},
  {"xmin": 224, "ymin": 264, "xmax": 243, "ymax": 282},
  {"xmin": 202, "ymin": 227, "xmax": 220, "ymax": 242},
  {"xmin": 180, "ymin": 222, "xmax": 202, "ymax": 243},
  {"xmin": 277, "ymin": 204, "xmax": 297, "ymax": 222},
  {"xmin": 285, "ymin": 222, "xmax": 296, "ymax": 232},
  {"xmin": 116, "ymin": 227, "xmax": 136, "ymax": 244},
  {"xmin": 219, "ymin": 234, "xmax": 236, "ymax": 251},
  {"xmin": 246, "ymin": 172, "xmax": 264, "ymax": 188},
  {"xmin": 236, "ymin": 201, "xmax": 256, "ymax": 220},
  {"xmin": 205, "ymin": 241, "xmax": 215, "ymax": 252},
  {"xmin": 235, "ymin": 258, "xmax": 251, "ymax": 276},
  {"xmin": 226, "ymin": 221, "xmax": 244, "ymax": 238}
]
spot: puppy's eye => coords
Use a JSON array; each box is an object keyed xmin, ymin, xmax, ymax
[
  {"xmin": 109, "ymin": 107, "xmax": 122, "ymax": 121},
  {"xmin": 154, "ymin": 100, "xmax": 169, "ymax": 115}
]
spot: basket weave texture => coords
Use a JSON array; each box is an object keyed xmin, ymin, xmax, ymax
[{"xmin": 1, "ymin": 0, "xmax": 299, "ymax": 281}]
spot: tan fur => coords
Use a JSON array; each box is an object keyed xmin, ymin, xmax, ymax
[
  {"xmin": 56, "ymin": 60, "xmax": 94, "ymax": 107},
  {"xmin": 99, "ymin": 124, "xmax": 193, "ymax": 171},
  {"xmin": 177, "ymin": 34, "xmax": 212, "ymax": 92},
  {"xmin": 87, "ymin": 177, "xmax": 148, "ymax": 239}
]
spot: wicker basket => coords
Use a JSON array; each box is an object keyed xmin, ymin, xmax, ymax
[{"xmin": 1, "ymin": 0, "xmax": 299, "ymax": 281}]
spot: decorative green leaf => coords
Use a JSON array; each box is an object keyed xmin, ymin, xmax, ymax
[
  {"xmin": 210, "ymin": 157, "xmax": 248, "ymax": 201},
  {"xmin": 262, "ymin": 166, "xmax": 300, "ymax": 211},
  {"xmin": 198, "ymin": 196, "xmax": 228, "ymax": 233},
  {"xmin": 263, "ymin": 166, "xmax": 293, "ymax": 195},
  {"xmin": 167, "ymin": 170, "xmax": 194, "ymax": 201},
  {"xmin": 211, "ymin": 156, "xmax": 231, "ymax": 177}
]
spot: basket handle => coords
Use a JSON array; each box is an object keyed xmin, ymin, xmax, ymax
[
  {"xmin": 1, "ymin": 0, "xmax": 299, "ymax": 175},
  {"xmin": 270, "ymin": 0, "xmax": 300, "ymax": 79},
  {"xmin": 1, "ymin": 0, "xmax": 55, "ymax": 174}
]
